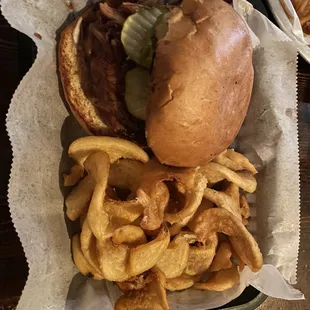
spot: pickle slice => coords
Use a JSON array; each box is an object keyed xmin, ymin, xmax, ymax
[
  {"xmin": 125, "ymin": 66, "xmax": 151, "ymax": 120},
  {"xmin": 121, "ymin": 8, "xmax": 163, "ymax": 68}
]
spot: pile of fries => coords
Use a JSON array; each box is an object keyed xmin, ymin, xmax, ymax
[{"xmin": 64, "ymin": 136, "xmax": 263, "ymax": 310}]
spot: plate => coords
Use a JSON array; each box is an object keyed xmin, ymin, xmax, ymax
[{"xmin": 265, "ymin": 0, "xmax": 310, "ymax": 64}]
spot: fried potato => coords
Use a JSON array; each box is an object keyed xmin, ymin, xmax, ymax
[
  {"xmin": 177, "ymin": 231, "xmax": 198, "ymax": 244},
  {"xmin": 128, "ymin": 227, "xmax": 170, "ymax": 276},
  {"xmin": 240, "ymin": 195, "xmax": 251, "ymax": 219},
  {"xmin": 71, "ymin": 234, "xmax": 103, "ymax": 280},
  {"xmin": 65, "ymin": 175, "xmax": 95, "ymax": 221},
  {"xmin": 64, "ymin": 164, "xmax": 84, "ymax": 187},
  {"xmin": 137, "ymin": 160, "xmax": 198, "ymax": 231},
  {"xmin": 117, "ymin": 273, "xmax": 152, "ymax": 292},
  {"xmin": 194, "ymin": 265, "xmax": 240, "ymax": 291},
  {"xmin": 163, "ymin": 274, "xmax": 202, "ymax": 291},
  {"xmin": 203, "ymin": 183, "xmax": 241, "ymax": 220},
  {"xmin": 84, "ymin": 151, "xmax": 144, "ymax": 240},
  {"xmin": 200, "ymin": 162, "xmax": 257, "ymax": 193},
  {"xmin": 138, "ymin": 182, "xmax": 169, "ymax": 231},
  {"xmin": 112, "ymin": 225, "xmax": 146, "ymax": 246},
  {"xmin": 97, "ymin": 239, "xmax": 131, "ymax": 282},
  {"xmin": 185, "ymin": 233, "xmax": 218, "ymax": 275},
  {"xmin": 68, "ymin": 136, "xmax": 149, "ymax": 166},
  {"xmin": 165, "ymin": 172, "xmax": 207, "ymax": 225},
  {"xmin": 188, "ymin": 208, "xmax": 263, "ymax": 272},
  {"xmin": 212, "ymin": 149, "xmax": 257, "ymax": 174},
  {"xmin": 84, "ymin": 152, "xmax": 110, "ymax": 240},
  {"xmin": 108, "ymin": 159, "xmax": 144, "ymax": 192},
  {"xmin": 80, "ymin": 220, "xmax": 102, "ymax": 276},
  {"xmin": 89, "ymin": 198, "xmax": 144, "ymax": 241},
  {"xmin": 155, "ymin": 235, "xmax": 190, "ymax": 278},
  {"xmin": 115, "ymin": 272, "xmax": 169, "ymax": 310},
  {"xmin": 209, "ymin": 241, "xmax": 232, "ymax": 272}
]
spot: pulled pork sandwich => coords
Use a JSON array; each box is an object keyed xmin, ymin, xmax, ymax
[{"xmin": 58, "ymin": 0, "xmax": 253, "ymax": 167}]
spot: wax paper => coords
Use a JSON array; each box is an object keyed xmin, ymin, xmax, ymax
[
  {"xmin": 266, "ymin": 0, "xmax": 310, "ymax": 63},
  {"xmin": 2, "ymin": 0, "xmax": 304, "ymax": 308}
]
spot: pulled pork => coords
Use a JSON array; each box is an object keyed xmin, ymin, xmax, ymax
[{"xmin": 78, "ymin": 2, "xmax": 146, "ymax": 142}]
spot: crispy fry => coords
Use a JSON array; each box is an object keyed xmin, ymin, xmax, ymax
[
  {"xmin": 232, "ymin": 249, "xmax": 246, "ymax": 271},
  {"xmin": 109, "ymin": 159, "xmax": 144, "ymax": 192},
  {"xmin": 165, "ymin": 172, "xmax": 207, "ymax": 225},
  {"xmin": 68, "ymin": 136, "xmax": 149, "ymax": 166},
  {"xmin": 84, "ymin": 152, "xmax": 110, "ymax": 240},
  {"xmin": 80, "ymin": 220, "xmax": 103, "ymax": 277},
  {"xmin": 64, "ymin": 164, "xmax": 84, "ymax": 186},
  {"xmin": 200, "ymin": 162, "xmax": 257, "ymax": 193},
  {"xmin": 115, "ymin": 272, "xmax": 169, "ymax": 310},
  {"xmin": 212, "ymin": 149, "xmax": 257, "ymax": 174},
  {"xmin": 185, "ymin": 233, "xmax": 218, "ymax": 275},
  {"xmin": 65, "ymin": 175, "xmax": 95, "ymax": 221},
  {"xmin": 85, "ymin": 151, "xmax": 143, "ymax": 240},
  {"xmin": 188, "ymin": 208, "xmax": 262, "ymax": 272},
  {"xmin": 89, "ymin": 198, "xmax": 144, "ymax": 241},
  {"xmin": 97, "ymin": 238, "xmax": 131, "ymax": 282},
  {"xmin": 225, "ymin": 149, "xmax": 257, "ymax": 174},
  {"xmin": 155, "ymin": 235, "xmax": 190, "ymax": 278},
  {"xmin": 112, "ymin": 225, "xmax": 147, "ymax": 246},
  {"xmin": 71, "ymin": 234, "xmax": 103, "ymax": 280},
  {"xmin": 163, "ymin": 274, "xmax": 202, "ymax": 291},
  {"xmin": 203, "ymin": 183, "xmax": 241, "ymax": 220},
  {"xmin": 209, "ymin": 241, "xmax": 233, "ymax": 272},
  {"xmin": 240, "ymin": 195, "xmax": 251, "ymax": 219},
  {"xmin": 194, "ymin": 265, "xmax": 240, "ymax": 291},
  {"xmin": 117, "ymin": 273, "xmax": 153, "ymax": 291},
  {"xmin": 128, "ymin": 227, "xmax": 170, "ymax": 276},
  {"xmin": 138, "ymin": 182, "xmax": 169, "ymax": 231}
]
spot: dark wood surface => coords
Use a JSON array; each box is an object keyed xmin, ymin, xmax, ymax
[{"xmin": 0, "ymin": 4, "xmax": 309, "ymax": 310}]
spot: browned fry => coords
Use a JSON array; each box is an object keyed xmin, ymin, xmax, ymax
[
  {"xmin": 232, "ymin": 249, "xmax": 246, "ymax": 271},
  {"xmin": 194, "ymin": 265, "xmax": 240, "ymax": 291},
  {"xmin": 240, "ymin": 195, "xmax": 251, "ymax": 219},
  {"xmin": 165, "ymin": 172, "xmax": 207, "ymax": 225},
  {"xmin": 115, "ymin": 272, "xmax": 169, "ymax": 310},
  {"xmin": 203, "ymin": 182, "xmax": 241, "ymax": 220},
  {"xmin": 200, "ymin": 162, "xmax": 257, "ymax": 193},
  {"xmin": 137, "ymin": 182, "xmax": 169, "ymax": 231},
  {"xmin": 185, "ymin": 233, "xmax": 218, "ymax": 275},
  {"xmin": 163, "ymin": 274, "xmax": 202, "ymax": 291},
  {"xmin": 209, "ymin": 241, "xmax": 233, "ymax": 272},
  {"xmin": 65, "ymin": 175, "xmax": 95, "ymax": 221},
  {"xmin": 108, "ymin": 159, "xmax": 144, "ymax": 193},
  {"xmin": 155, "ymin": 234, "xmax": 190, "ymax": 279},
  {"xmin": 84, "ymin": 152, "xmax": 110, "ymax": 241},
  {"xmin": 128, "ymin": 227, "xmax": 170, "ymax": 276},
  {"xmin": 80, "ymin": 219, "xmax": 103, "ymax": 277},
  {"xmin": 112, "ymin": 225, "xmax": 146, "ymax": 246},
  {"xmin": 117, "ymin": 273, "xmax": 153, "ymax": 292},
  {"xmin": 188, "ymin": 208, "xmax": 262, "ymax": 272},
  {"xmin": 71, "ymin": 234, "xmax": 103, "ymax": 280},
  {"xmin": 212, "ymin": 149, "xmax": 257, "ymax": 174},
  {"xmin": 64, "ymin": 164, "xmax": 84, "ymax": 187},
  {"xmin": 68, "ymin": 136, "xmax": 149, "ymax": 166},
  {"xmin": 97, "ymin": 237, "xmax": 131, "ymax": 282}
]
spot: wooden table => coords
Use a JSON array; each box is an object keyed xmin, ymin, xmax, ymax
[{"xmin": 0, "ymin": 3, "xmax": 309, "ymax": 310}]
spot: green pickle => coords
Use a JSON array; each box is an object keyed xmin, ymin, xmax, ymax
[
  {"xmin": 125, "ymin": 67, "xmax": 151, "ymax": 120},
  {"xmin": 121, "ymin": 8, "xmax": 163, "ymax": 68}
]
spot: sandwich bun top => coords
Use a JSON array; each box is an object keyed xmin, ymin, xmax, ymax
[{"xmin": 146, "ymin": 0, "xmax": 253, "ymax": 167}]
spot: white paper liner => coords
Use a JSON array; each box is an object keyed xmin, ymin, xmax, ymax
[
  {"xmin": 266, "ymin": 0, "xmax": 310, "ymax": 63},
  {"xmin": 2, "ymin": 0, "xmax": 304, "ymax": 309}
]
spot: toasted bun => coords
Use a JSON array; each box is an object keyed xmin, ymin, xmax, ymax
[
  {"xmin": 146, "ymin": 0, "xmax": 254, "ymax": 167},
  {"xmin": 58, "ymin": 17, "xmax": 110, "ymax": 136}
]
